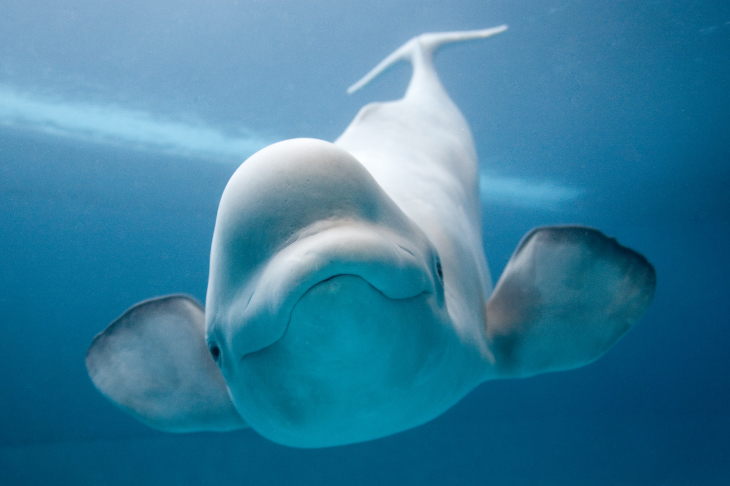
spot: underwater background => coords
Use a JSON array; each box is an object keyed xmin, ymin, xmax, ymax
[{"xmin": 1, "ymin": 0, "xmax": 728, "ymax": 484}]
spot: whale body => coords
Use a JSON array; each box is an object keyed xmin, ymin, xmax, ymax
[{"xmin": 86, "ymin": 27, "xmax": 656, "ymax": 448}]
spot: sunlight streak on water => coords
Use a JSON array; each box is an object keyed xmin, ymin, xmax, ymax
[
  {"xmin": 480, "ymin": 173, "xmax": 584, "ymax": 210},
  {"xmin": 0, "ymin": 85, "xmax": 583, "ymax": 210},
  {"xmin": 0, "ymin": 85, "xmax": 274, "ymax": 162}
]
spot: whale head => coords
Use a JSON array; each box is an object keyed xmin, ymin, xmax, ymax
[{"xmin": 204, "ymin": 138, "xmax": 452, "ymax": 447}]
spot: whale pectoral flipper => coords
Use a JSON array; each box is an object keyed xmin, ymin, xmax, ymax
[
  {"xmin": 85, "ymin": 295, "xmax": 247, "ymax": 432},
  {"xmin": 485, "ymin": 226, "xmax": 656, "ymax": 378}
]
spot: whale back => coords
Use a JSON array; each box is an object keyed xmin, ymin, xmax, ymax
[{"xmin": 336, "ymin": 27, "xmax": 508, "ymax": 349}]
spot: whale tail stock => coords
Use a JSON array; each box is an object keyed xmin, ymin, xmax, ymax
[{"xmin": 346, "ymin": 25, "xmax": 509, "ymax": 96}]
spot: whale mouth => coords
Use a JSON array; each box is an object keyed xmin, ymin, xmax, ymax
[
  {"xmin": 283, "ymin": 268, "xmax": 432, "ymax": 336},
  {"xmin": 238, "ymin": 271, "xmax": 419, "ymax": 365},
  {"xmin": 230, "ymin": 271, "xmax": 450, "ymax": 448},
  {"xmin": 230, "ymin": 221, "xmax": 438, "ymax": 359}
]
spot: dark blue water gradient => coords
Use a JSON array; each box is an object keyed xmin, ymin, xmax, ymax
[{"xmin": 1, "ymin": 0, "xmax": 729, "ymax": 484}]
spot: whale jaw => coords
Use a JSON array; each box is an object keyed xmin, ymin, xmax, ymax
[{"xmin": 229, "ymin": 274, "xmax": 454, "ymax": 448}]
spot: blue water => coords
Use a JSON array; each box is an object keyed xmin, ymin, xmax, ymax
[{"xmin": 1, "ymin": 0, "xmax": 728, "ymax": 484}]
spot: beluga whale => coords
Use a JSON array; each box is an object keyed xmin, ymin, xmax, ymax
[{"xmin": 86, "ymin": 26, "xmax": 656, "ymax": 448}]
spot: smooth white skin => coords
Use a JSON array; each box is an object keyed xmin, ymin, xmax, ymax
[{"xmin": 205, "ymin": 29, "xmax": 506, "ymax": 447}]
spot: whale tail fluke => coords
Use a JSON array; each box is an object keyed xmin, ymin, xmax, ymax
[{"xmin": 346, "ymin": 25, "xmax": 508, "ymax": 95}]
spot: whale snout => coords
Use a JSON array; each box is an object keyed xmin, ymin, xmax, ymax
[{"xmin": 228, "ymin": 222, "xmax": 441, "ymax": 359}]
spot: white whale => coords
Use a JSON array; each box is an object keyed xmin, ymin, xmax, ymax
[{"xmin": 86, "ymin": 27, "xmax": 656, "ymax": 448}]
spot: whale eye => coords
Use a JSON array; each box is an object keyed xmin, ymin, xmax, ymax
[
  {"xmin": 209, "ymin": 343, "xmax": 221, "ymax": 361},
  {"xmin": 436, "ymin": 260, "xmax": 443, "ymax": 281}
]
